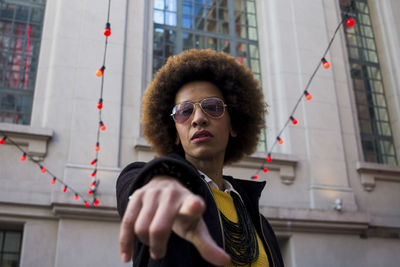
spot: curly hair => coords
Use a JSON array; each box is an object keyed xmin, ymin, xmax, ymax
[{"xmin": 141, "ymin": 49, "xmax": 266, "ymax": 164}]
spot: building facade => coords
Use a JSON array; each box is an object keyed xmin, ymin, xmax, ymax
[{"xmin": 0, "ymin": 0, "xmax": 399, "ymax": 266}]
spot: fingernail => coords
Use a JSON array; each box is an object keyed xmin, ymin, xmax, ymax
[{"xmin": 121, "ymin": 253, "xmax": 129, "ymax": 262}]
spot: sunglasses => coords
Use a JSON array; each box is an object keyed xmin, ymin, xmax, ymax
[{"xmin": 171, "ymin": 97, "xmax": 227, "ymax": 123}]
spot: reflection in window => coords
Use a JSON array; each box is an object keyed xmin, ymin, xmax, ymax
[
  {"xmin": 340, "ymin": 0, "xmax": 398, "ymax": 165},
  {"xmin": 152, "ymin": 0, "xmax": 265, "ymax": 151},
  {"xmin": 0, "ymin": 0, "xmax": 46, "ymax": 125}
]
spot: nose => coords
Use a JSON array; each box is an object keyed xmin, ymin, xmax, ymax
[{"xmin": 191, "ymin": 103, "xmax": 209, "ymax": 127}]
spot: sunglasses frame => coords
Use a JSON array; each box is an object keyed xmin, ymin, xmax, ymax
[{"xmin": 170, "ymin": 97, "xmax": 227, "ymax": 123}]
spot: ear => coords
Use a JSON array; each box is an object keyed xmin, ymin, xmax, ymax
[{"xmin": 230, "ymin": 129, "xmax": 237, "ymax": 138}]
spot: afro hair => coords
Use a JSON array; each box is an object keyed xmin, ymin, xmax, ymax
[{"xmin": 141, "ymin": 49, "xmax": 266, "ymax": 164}]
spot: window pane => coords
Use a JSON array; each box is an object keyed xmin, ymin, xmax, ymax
[
  {"xmin": 154, "ymin": 0, "xmax": 165, "ymax": 10},
  {"xmin": 246, "ymin": 1, "xmax": 256, "ymax": 13},
  {"xmin": 4, "ymin": 232, "xmax": 21, "ymax": 252},
  {"xmin": 165, "ymin": 11, "xmax": 177, "ymax": 26},
  {"xmin": 1, "ymin": 253, "xmax": 19, "ymax": 267},
  {"xmin": 153, "ymin": 10, "xmax": 164, "ymax": 24}
]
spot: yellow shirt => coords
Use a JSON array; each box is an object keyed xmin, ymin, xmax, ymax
[{"xmin": 210, "ymin": 186, "xmax": 269, "ymax": 267}]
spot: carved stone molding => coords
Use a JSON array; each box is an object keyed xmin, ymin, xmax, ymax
[
  {"xmin": 0, "ymin": 123, "xmax": 53, "ymax": 161},
  {"xmin": 356, "ymin": 161, "xmax": 400, "ymax": 192},
  {"xmin": 232, "ymin": 152, "xmax": 298, "ymax": 185}
]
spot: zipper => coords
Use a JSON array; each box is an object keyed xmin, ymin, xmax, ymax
[{"xmin": 200, "ymin": 177, "xmax": 226, "ymax": 251}]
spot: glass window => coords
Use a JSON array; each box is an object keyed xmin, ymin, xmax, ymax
[
  {"xmin": 0, "ymin": 0, "xmax": 46, "ymax": 125},
  {"xmin": 340, "ymin": 0, "xmax": 398, "ymax": 165},
  {"xmin": 153, "ymin": 0, "xmax": 265, "ymax": 151},
  {"xmin": 0, "ymin": 229, "xmax": 23, "ymax": 267}
]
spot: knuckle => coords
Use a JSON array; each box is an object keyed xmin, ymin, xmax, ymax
[
  {"xmin": 135, "ymin": 224, "xmax": 148, "ymax": 238},
  {"xmin": 149, "ymin": 225, "xmax": 169, "ymax": 240}
]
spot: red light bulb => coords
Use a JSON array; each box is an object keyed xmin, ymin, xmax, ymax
[
  {"xmin": 74, "ymin": 194, "xmax": 79, "ymax": 200},
  {"xmin": 322, "ymin": 58, "xmax": 330, "ymax": 69},
  {"xmin": 266, "ymin": 154, "xmax": 272, "ymax": 162},
  {"xmin": 84, "ymin": 201, "xmax": 90, "ymax": 207},
  {"xmin": 40, "ymin": 166, "xmax": 47, "ymax": 174},
  {"xmin": 290, "ymin": 116, "xmax": 298, "ymax": 125},
  {"xmin": 90, "ymin": 159, "xmax": 97, "ymax": 165},
  {"xmin": 88, "ymin": 189, "xmax": 93, "ymax": 195},
  {"xmin": 20, "ymin": 153, "xmax": 27, "ymax": 162},
  {"xmin": 277, "ymin": 137, "xmax": 284, "ymax": 145},
  {"xmin": 104, "ymin": 23, "xmax": 111, "ymax": 37},
  {"xmin": 346, "ymin": 17, "xmax": 355, "ymax": 27},
  {"xmin": 62, "ymin": 186, "xmax": 68, "ymax": 193},
  {"xmin": 305, "ymin": 91, "xmax": 313, "ymax": 101},
  {"xmin": 94, "ymin": 199, "xmax": 100, "ymax": 207},
  {"xmin": 91, "ymin": 170, "xmax": 97, "ymax": 177},
  {"xmin": 0, "ymin": 136, "xmax": 6, "ymax": 145},
  {"xmin": 97, "ymin": 99, "xmax": 103, "ymax": 110},
  {"xmin": 89, "ymin": 181, "xmax": 96, "ymax": 187},
  {"xmin": 95, "ymin": 142, "xmax": 100, "ymax": 152},
  {"xmin": 99, "ymin": 121, "xmax": 106, "ymax": 131},
  {"xmin": 51, "ymin": 177, "xmax": 57, "ymax": 185},
  {"xmin": 263, "ymin": 167, "xmax": 268, "ymax": 173},
  {"xmin": 252, "ymin": 174, "xmax": 258, "ymax": 180},
  {"xmin": 96, "ymin": 66, "xmax": 105, "ymax": 77}
]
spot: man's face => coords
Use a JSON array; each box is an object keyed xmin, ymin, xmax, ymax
[{"xmin": 173, "ymin": 81, "xmax": 236, "ymax": 163}]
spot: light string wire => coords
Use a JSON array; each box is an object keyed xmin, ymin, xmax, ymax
[
  {"xmin": 90, "ymin": 0, "xmax": 112, "ymax": 203},
  {"xmin": 252, "ymin": 2, "xmax": 356, "ymax": 179},
  {"xmin": 0, "ymin": 131, "xmax": 91, "ymax": 206}
]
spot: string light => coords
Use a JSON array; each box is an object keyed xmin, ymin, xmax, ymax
[
  {"xmin": 74, "ymin": 194, "xmax": 80, "ymax": 200},
  {"xmin": 94, "ymin": 199, "xmax": 100, "ymax": 207},
  {"xmin": 20, "ymin": 153, "xmax": 27, "ymax": 162},
  {"xmin": 51, "ymin": 177, "xmax": 57, "ymax": 185},
  {"xmin": 99, "ymin": 121, "xmax": 106, "ymax": 131},
  {"xmin": 88, "ymin": 189, "xmax": 93, "ymax": 195},
  {"xmin": 94, "ymin": 142, "xmax": 100, "ymax": 152},
  {"xmin": 266, "ymin": 154, "xmax": 272, "ymax": 162},
  {"xmin": 91, "ymin": 170, "xmax": 97, "ymax": 177},
  {"xmin": 0, "ymin": 136, "xmax": 6, "ymax": 145},
  {"xmin": 252, "ymin": 174, "xmax": 258, "ymax": 180},
  {"xmin": 290, "ymin": 116, "xmax": 298, "ymax": 125},
  {"xmin": 304, "ymin": 90, "xmax": 313, "ymax": 101},
  {"xmin": 96, "ymin": 66, "xmax": 105, "ymax": 77},
  {"xmin": 346, "ymin": 17, "xmax": 355, "ymax": 27},
  {"xmin": 104, "ymin": 22, "xmax": 111, "ymax": 37},
  {"xmin": 84, "ymin": 201, "xmax": 90, "ymax": 207},
  {"xmin": 63, "ymin": 186, "xmax": 68, "ymax": 193},
  {"xmin": 40, "ymin": 166, "xmax": 47, "ymax": 174},
  {"xmin": 97, "ymin": 98, "xmax": 103, "ymax": 110},
  {"xmin": 322, "ymin": 57, "xmax": 330, "ymax": 69},
  {"xmin": 90, "ymin": 159, "xmax": 97, "ymax": 165},
  {"xmin": 262, "ymin": 167, "xmax": 268, "ymax": 173},
  {"xmin": 277, "ymin": 136, "xmax": 284, "ymax": 145}
]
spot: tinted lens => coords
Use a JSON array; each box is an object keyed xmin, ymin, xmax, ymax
[
  {"xmin": 201, "ymin": 98, "xmax": 225, "ymax": 118},
  {"xmin": 174, "ymin": 102, "xmax": 194, "ymax": 123}
]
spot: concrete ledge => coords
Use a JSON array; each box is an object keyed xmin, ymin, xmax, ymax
[
  {"xmin": 52, "ymin": 203, "xmax": 120, "ymax": 222},
  {"xmin": 0, "ymin": 123, "xmax": 53, "ymax": 160},
  {"xmin": 356, "ymin": 161, "xmax": 400, "ymax": 192},
  {"xmin": 261, "ymin": 206, "xmax": 370, "ymax": 235}
]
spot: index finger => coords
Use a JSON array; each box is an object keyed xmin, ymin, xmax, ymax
[
  {"xmin": 119, "ymin": 194, "xmax": 142, "ymax": 262},
  {"xmin": 187, "ymin": 219, "xmax": 231, "ymax": 266}
]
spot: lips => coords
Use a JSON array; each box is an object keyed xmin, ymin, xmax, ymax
[{"xmin": 191, "ymin": 130, "xmax": 213, "ymax": 142}]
